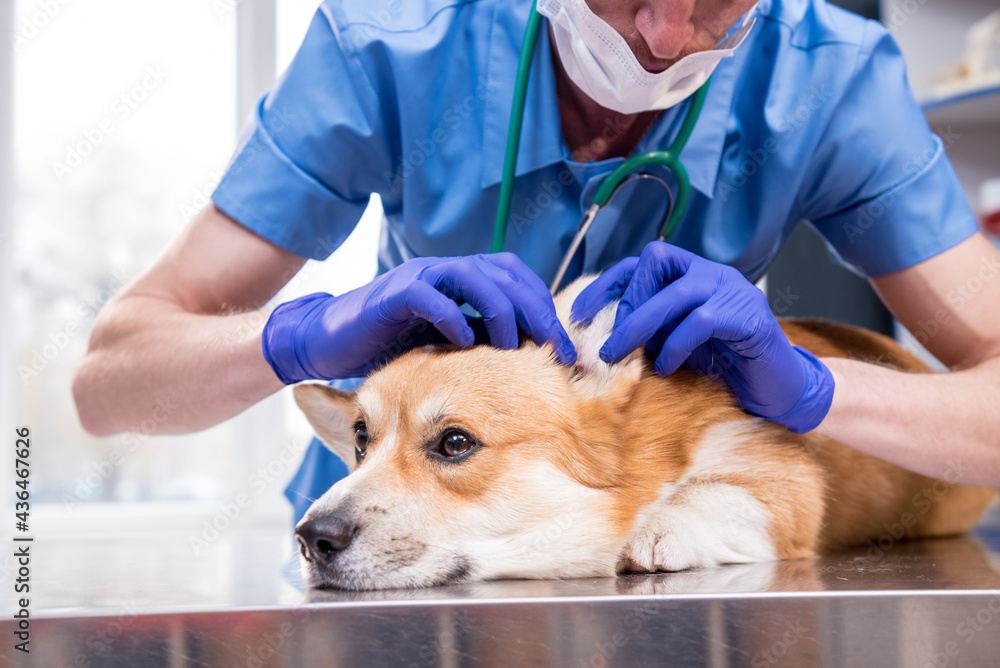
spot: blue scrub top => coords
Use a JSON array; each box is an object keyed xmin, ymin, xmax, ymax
[{"xmin": 211, "ymin": 0, "xmax": 977, "ymax": 525}]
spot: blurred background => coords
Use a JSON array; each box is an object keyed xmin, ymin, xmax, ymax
[
  {"xmin": 0, "ymin": 2, "xmax": 388, "ymax": 597},
  {"xmin": 0, "ymin": 0, "xmax": 998, "ymax": 593}
]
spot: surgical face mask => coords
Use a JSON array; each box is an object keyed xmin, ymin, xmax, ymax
[{"xmin": 538, "ymin": 0, "xmax": 758, "ymax": 114}]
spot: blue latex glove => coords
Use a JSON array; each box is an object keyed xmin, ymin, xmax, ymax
[
  {"xmin": 571, "ymin": 242, "xmax": 834, "ymax": 434},
  {"xmin": 262, "ymin": 252, "xmax": 577, "ymax": 383}
]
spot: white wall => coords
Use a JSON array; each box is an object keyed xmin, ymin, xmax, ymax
[
  {"xmin": 880, "ymin": 0, "xmax": 995, "ymax": 100},
  {"xmin": 880, "ymin": 0, "xmax": 1000, "ymax": 212}
]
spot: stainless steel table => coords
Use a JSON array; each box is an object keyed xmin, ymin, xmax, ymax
[{"xmin": 5, "ymin": 517, "xmax": 1000, "ymax": 667}]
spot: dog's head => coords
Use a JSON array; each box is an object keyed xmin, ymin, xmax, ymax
[
  {"xmin": 293, "ymin": 337, "xmax": 646, "ymax": 589},
  {"xmin": 290, "ymin": 280, "xmax": 709, "ymax": 590}
]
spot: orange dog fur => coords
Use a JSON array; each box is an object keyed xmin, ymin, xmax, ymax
[{"xmin": 292, "ymin": 276, "xmax": 996, "ymax": 590}]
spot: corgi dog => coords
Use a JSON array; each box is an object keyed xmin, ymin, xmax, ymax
[{"xmin": 292, "ymin": 277, "xmax": 997, "ymax": 590}]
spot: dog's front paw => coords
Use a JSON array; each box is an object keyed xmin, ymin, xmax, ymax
[
  {"xmin": 619, "ymin": 483, "xmax": 777, "ymax": 573},
  {"xmin": 619, "ymin": 522, "xmax": 712, "ymax": 572}
]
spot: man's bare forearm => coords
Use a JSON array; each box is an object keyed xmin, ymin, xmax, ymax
[
  {"xmin": 815, "ymin": 356, "xmax": 1000, "ymax": 487},
  {"xmin": 73, "ymin": 293, "xmax": 284, "ymax": 436}
]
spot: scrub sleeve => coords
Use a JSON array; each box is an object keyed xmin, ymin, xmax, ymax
[
  {"xmin": 799, "ymin": 27, "xmax": 977, "ymax": 277},
  {"xmin": 210, "ymin": 10, "xmax": 399, "ymax": 524}
]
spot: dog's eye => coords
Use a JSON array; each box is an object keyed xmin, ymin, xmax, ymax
[
  {"xmin": 439, "ymin": 430, "xmax": 475, "ymax": 458},
  {"xmin": 354, "ymin": 422, "xmax": 368, "ymax": 460}
]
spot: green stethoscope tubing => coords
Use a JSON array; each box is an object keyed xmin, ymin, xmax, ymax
[
  {"xmin": 491, "ymin": 3, "xmax": 544, "ymax": 255},
  {"xmin": 491, "ymin": 1, "xmax": 711, "ymax": 290}
]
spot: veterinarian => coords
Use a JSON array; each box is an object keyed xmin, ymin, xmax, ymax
[{"xmin": 74, "ymin": 0, "xmax": 1000, "ymax": 523}]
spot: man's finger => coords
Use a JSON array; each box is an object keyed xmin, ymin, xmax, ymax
[
  {"xmin": 570, "ymin": 256, "xmax": 639, "ymax": 325},
  {"xmin": 600, "ymin": 274, "xmax": 711, "ymax": 364},
  {"xmin": 399, "ymin": 281, "xmax": 475, "ymax": 348},
  {"xmin": 654, "ymin": 303, "xmax": 719, "ymax": 377},
  {"xmin": 482, "ymin": 253, "xmax": 577, "ymax": 364},
  {"xmin": 424, "ymin": 261, "xmax": 520, "ymax": 350},
  {"xmin": 615, "ymin": 242, "xmax": 694, "ymax": 329}
]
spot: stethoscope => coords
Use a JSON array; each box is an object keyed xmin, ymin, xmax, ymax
[{"xmin": 490, "ymin": 1, "xmax": 710, "ymax": 294}]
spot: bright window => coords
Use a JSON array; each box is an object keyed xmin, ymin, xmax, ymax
[
  {"xmin": 14, "ymin": 0, "xmax": 237, "ymax": 507},
  {"xmin": 10, "ymin": 0, "xmax": 378, "ymax": 529}
]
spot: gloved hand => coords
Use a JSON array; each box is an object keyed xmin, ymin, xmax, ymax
[
  {"xmin": 571, "ymin": 242, "xmax": 834, "ymax": 433},
  {"xmin": 262, "ymin": 252, "xmax": 577, "ymax": 383}
]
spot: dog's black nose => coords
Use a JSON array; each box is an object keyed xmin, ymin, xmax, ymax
[{"xmin": 296, "ymin": 514, "xmax": 357, "ymax": 563}]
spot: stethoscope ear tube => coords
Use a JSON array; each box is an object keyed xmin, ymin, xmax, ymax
[{"xmin": 492, "ymin": 1, "xmax": 543, "ymax": 254}]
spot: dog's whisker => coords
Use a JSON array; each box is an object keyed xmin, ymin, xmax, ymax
[{"xmin": 288, "ymin": 489, "xmax": 319, "ymax": 504}]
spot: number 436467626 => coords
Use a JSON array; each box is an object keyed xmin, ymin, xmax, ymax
[{"xmin": 15, "ymin": 427, "xmax": 30, "ymax": 530}]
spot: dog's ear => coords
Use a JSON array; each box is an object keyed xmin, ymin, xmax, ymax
[{"xmin": 293, "ymin": 384, "xmax": 358, "ymax": 469}]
